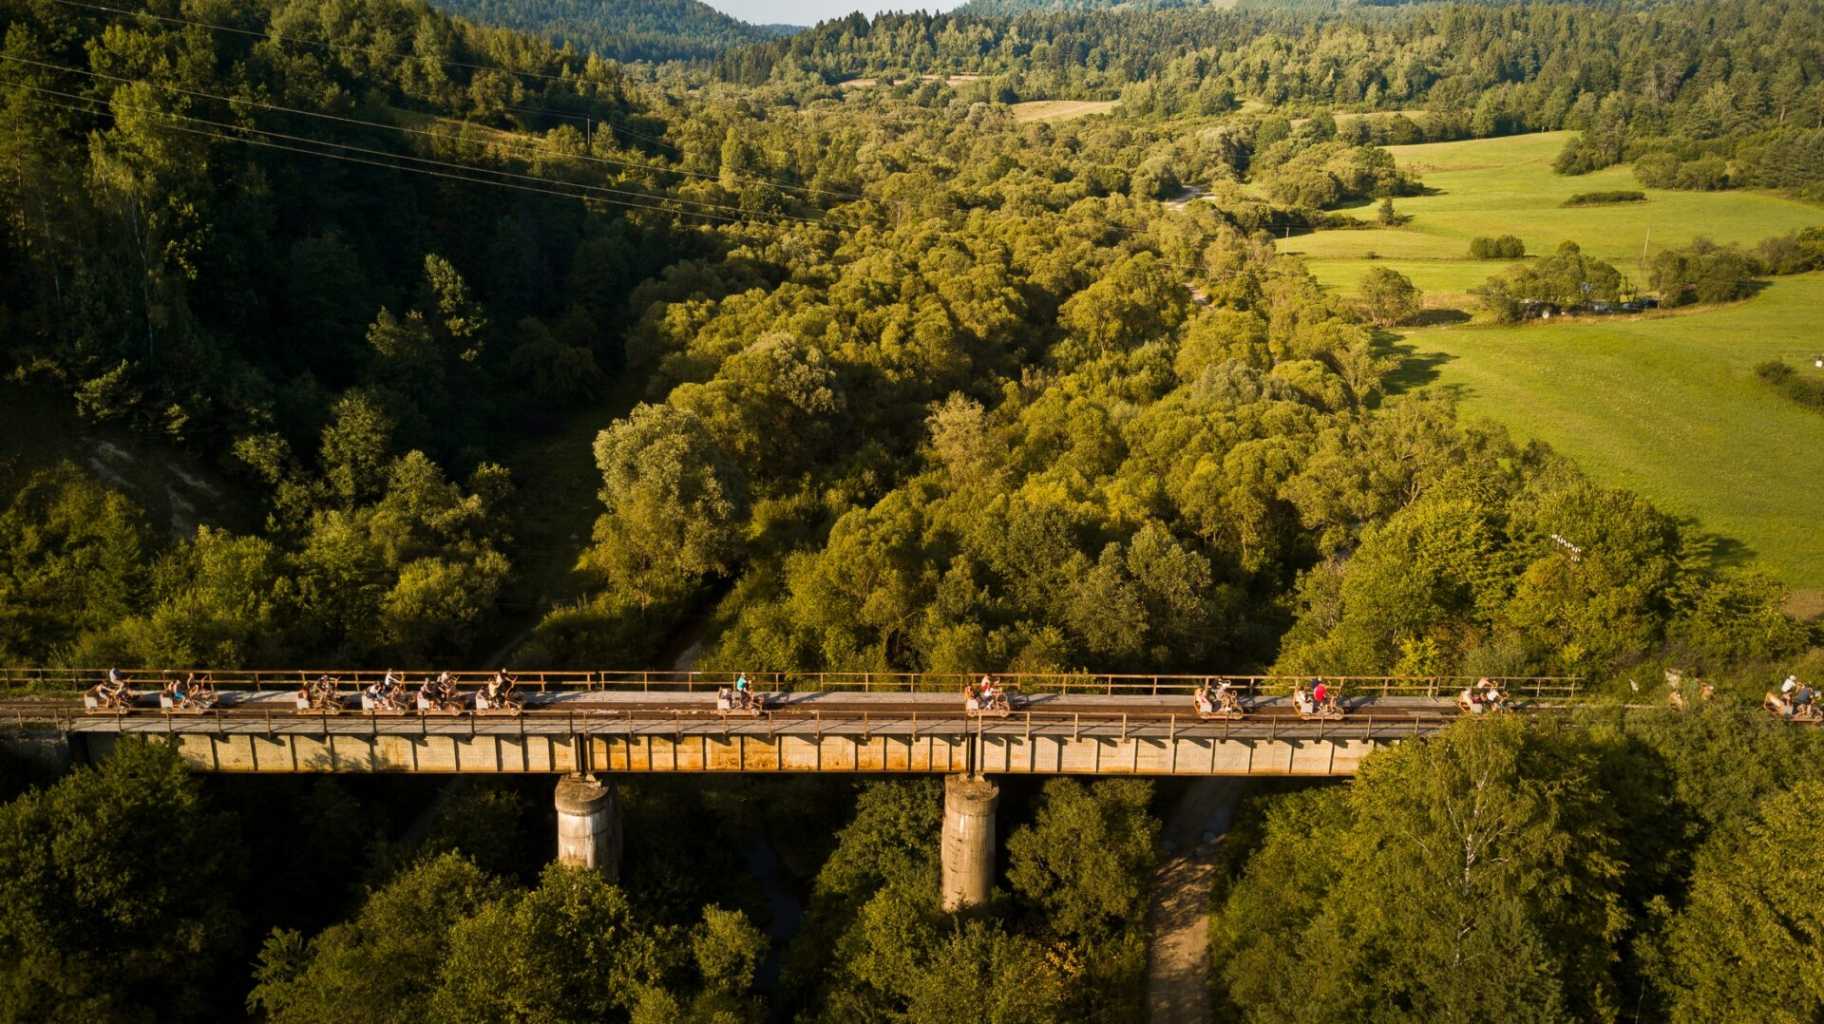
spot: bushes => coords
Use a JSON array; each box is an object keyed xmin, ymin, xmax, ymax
[
  {"xmin": 1475, "ymin": 242, "xmax": 1629, "ymax": 321},
  {"xmin": 1253, "ymin": 140, "xmax": 1421, "ymax": 210},
  {"xmin": 1648, "ymin": 238, "xmax": 1757, "ymax": 306},
  {"xmin": 1468, "ymin": 235, "xmax": 1526, "ymax": 259},
  {"xmin": 1563, "ymin": 190, "xmax": 1647, "ymax": 207},
  {"xmin": 1752, "ymin": 226, "xmax": 1824, "ymax": 275},
  {"xmin": 1755, "ymin": 360, "xmax": 1824, "ymax": 412},
  {"xmin": 1633, "ymin": 151, "xmax": 1731, "ymax": 191}
]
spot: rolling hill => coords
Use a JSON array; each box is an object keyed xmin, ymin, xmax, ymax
[{"xmin": 429, "ymin": 0, "xmax": 793, "ymax": 63}]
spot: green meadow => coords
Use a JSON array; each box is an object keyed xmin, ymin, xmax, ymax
[
  {"xmin": 1282, "ymin": 130, "xmax": 1824, "ymax": 603},
  {"xmin": 1401, "ymin": 274, "xmax": 1824, "ymax": 601},
  {"xmin": 1288, "ymin": 131, "xmax": 1824, "ymax": 300}
]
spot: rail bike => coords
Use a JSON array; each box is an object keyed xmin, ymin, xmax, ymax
[{"xmin": 1193, "ymin": 682, "xmax": 1245, "ymax": 721}]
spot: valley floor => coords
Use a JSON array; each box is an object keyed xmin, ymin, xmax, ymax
[
  {"xmin": 1273, "ymin": 131, "xmax": 1824, "ymax": 606},
  {"xmin": 1403, "ymin": 274, "xmax": 1824, "ymax": 603}
]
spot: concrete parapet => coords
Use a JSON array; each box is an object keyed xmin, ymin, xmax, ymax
[
  {"xmin": 942, "ymin": 773, "xmax": 998, "ymax": 912},
  {"xmin": 555, "ymin": 774, "xmax": 621, "ymax": 879}
]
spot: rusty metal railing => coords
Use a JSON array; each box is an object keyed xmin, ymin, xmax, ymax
[
  {"xmin": 0, "ymin": 701, "xmax": 1472, "ymax": 741},
  {"xmin": 0, "ymin": 668, "xmax": 1583, "ymax": 702}
]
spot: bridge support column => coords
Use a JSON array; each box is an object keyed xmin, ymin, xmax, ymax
[
  {"xmin": 554, "ymin": 774, "xmax": 621, "ymax": 880},
  {"xmin": 942, "ymin": 773, "xmax": 998, "ymax": 912}
]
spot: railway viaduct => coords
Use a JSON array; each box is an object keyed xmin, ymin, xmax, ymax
[{"xmin": 1, "ymin": 669, "xmax": 1577, "ymax": 910}]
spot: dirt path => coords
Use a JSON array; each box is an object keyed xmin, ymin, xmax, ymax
[{"xmin": 1146, "ymin": 779, "xmax": 1246, "ymax": 1024}]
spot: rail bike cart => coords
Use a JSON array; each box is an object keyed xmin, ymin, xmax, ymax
[
  {"xmin": 298, "ymin": 676, "xmax": 347, "ymax": 714},
  {"xmin": 965, "ymin": 685, "xmax": 1013, "ymax": 718},
  {"xmin": 416, "ymin": 675, "xmax": 465, "ymax": 716},
  {"xmin": 360, "ymin": 683, "xmax": 413, "ymax": 715},
  {"xmin": 1765, "ymin": 692, "xmax": 1824, "ymax": 723},
  {"xmin": 1458, "ymin": 678, "xmax": 1512, "ymax": 716},
  {"xmin": 474, "ymin": 684, "xmax": 525, "ymax": 716},
  {"xmin": 1193, "ymin": 682, "xmax": 1245, "ymax": 722},
  {"xmin": 84, "ymin": 681, "xmax": 138, "ymax": 714},
  {"xmin": 1293, "ymin": 689, "xmax": 1347, "ymax": 722},
  {"xmin": 159, "ymin": 673, "xmax": 219, "ymax": 713},
  {"xmin": 715, "ymin": 687, "xmax": 771, "ymax": 717}
]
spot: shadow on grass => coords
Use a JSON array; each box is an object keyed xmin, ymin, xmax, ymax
[
  {"xmin": 1408, "ymin": 308, "xmax": 1473, "ymax": 327},
  {"xmin": 1677, "ymin": 520, "xmax": 1759, "ymax": 572},
  {"xmin": 1373, "ymin": 330, "xmax": 1458, "ymax": 394}
]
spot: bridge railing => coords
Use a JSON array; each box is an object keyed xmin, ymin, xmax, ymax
[
  {"xmin": 0, "ymin": 668, "xmax": 1582, "ymax": 701},
  {"xmin": 0, "ymin": 702, "xmax": 1470, "ymax": 743}
]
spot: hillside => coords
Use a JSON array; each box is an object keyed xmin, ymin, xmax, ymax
[
  {"xmin": 429, "ymin": 0, "xmax": 791, "ymax": 63},
  {"xmin": 1283, "ymin": 131, "xmax": 1824, "ymax": 600},
  {"xmin": 954, "ymin": 0, "xmax": 1198, "ymax": 13}
]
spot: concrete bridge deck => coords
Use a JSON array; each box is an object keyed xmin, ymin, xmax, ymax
[{"xmin": 5, "ymin": 690, "xmax": 1511, "ymax": 776}]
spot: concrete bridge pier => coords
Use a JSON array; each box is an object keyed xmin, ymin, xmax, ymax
[
  {"xmin": 555, "ymin": 774, "xmax": 622, "ymax": 880},
  {"xmin": 941, "ymin": 773, "xmax": 999, "ymax": 912}
]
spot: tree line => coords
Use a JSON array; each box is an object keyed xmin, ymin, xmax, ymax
[
  {"xmin": 427, "ymin": 0, "xmax": 788, "ymax": 65},
  {"xmin": 716, "ymin": 0, "xmax": 1824, "ymax": 202}
]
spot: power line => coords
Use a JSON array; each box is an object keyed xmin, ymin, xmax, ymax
[
  {"xmin": 16, "ymin": 91, "xmax": 763, "ymax": 224},
  {"xmin": 8, "ymin": 79, "xmax": 831, "ymax": 227},
  {"xmin": 51, "ymin": 0, "xmax": 1189, "ymax": 227},
  {"xmin": 13, "ymin": 16, "xmax": 1207, "ymax": 263},
  {"xmin": 0, "ymin": 54, "xmax": 896, "ymax": 211},
  {"xmin": 37, "ymin": 3, "xmax": 1016, "ymax": 219}
]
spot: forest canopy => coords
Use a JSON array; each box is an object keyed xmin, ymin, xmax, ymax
[
  {"xmin": 1, "ymin": 0, "xmax": 1823, "ymax": 1021},
  {"xmin": 427, "ymin": 0, "xmax": 791, "ymax": 64}
]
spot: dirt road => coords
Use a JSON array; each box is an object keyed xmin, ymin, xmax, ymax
[{"xmin": 1146, "ymin": 779, "xmax": 1246, "ymax": 1024}]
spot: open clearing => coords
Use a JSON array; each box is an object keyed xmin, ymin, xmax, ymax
[
  {"xmin": 1274, "ymin": 131, "xmax": 1824, "ymax": 599},
  {"xmin": 1286, "ymin": 131, "xmax": 1823, "ymax": 301},
  {"xmin": 1012, "ymin": 100, "xmax": 1118, "ymax": 122},
  {"xmin": 1403, "ymin": 273, "xmax": 1824, "ymax": 595}
]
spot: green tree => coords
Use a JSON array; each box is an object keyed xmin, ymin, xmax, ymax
[
  {"xmin": 583, "ymin": 404, "xmax": 749, "ymax": 612},
  {"xmin": 1056, "ymin": 254, "xmax": 1191, "ymax": 365},
  {"xmin": 1358, "ymin": 266, "xmax": 1423, "ymax": 327},
  {"xmin": 1216, "ymin": 718, "xmax": 1629, "ymax": 1021},
  {"xmin": 0, "ymin": 465, "xmax": 152, "ymax": 662},
  {"xmin": 321, "ymin": 389, "xmax": 402, "ymax": 506},
  {"xmin": 0, "ymin": 741, "xmax": 243, "ymax": 1021},
  {"xmin": 111, "ymin": 527, "xmax": 293, "ymax": 667},
  {"xmin": 1666, "ymin": 781, "xmax": 1824, "ymax": 1022},
  {"xmin": 249, "ymin": 854, "xmax": 497, "ymax": 1023},
  {"xmin": 901, "ymin": 920, "xmax": 1073, "ymax": 1024},
  {"xmin": 433, "ymin": 866, "xmax": 678, "ymax": 1021},
  {"xmin": 1007, "ymin": 779, "xmax": 1158, "ymax": 943},
  {"xmin": 670, "ymin": 332, "xmax": 846, "ymax": 482}
]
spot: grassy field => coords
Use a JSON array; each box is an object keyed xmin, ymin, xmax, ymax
[
  {"xmin": 1011, "ymin": 100, "xmax": 1118, "ymax": 122},
  {"xmin": 1275, "ymin": 132, "xmax": 1824, "ymax": 605},
  {"xmin": 1403, "ymin": 273, "xmax": 1824, "ymax": 600},
  {"xmin": 1287, "ymin": 131, "xmax": 1824, "ymax": 301}
]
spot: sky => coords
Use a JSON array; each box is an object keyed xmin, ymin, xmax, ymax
[{"xmin": 702, "ymin": 1, "xmax": 953, "ymax": 26}]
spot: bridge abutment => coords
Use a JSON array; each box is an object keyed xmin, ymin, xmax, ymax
[
  {"xmin": 942, "ymin": 773, "xmax": 998, "ymax": 912},
  {"xmin": 554, "ymin": 774, "xmax": 621, "ymax": 880}
]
